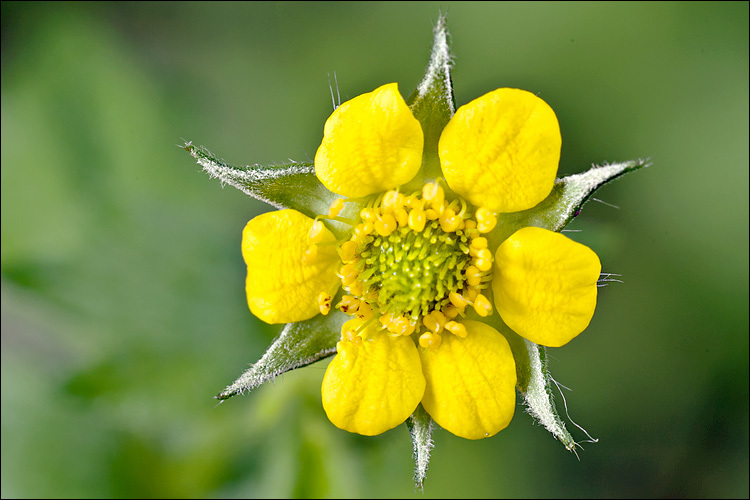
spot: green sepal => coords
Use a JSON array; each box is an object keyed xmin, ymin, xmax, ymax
[
  {"xmin": 519, "ymin": 340, "xmax": 579, "ymax": 451},
  {"xmin": 405, "ymin": 14, "xmax": 455, "ymax": 189},
  {"xmin": 216, "ymin": 311, "xmax": 347, "ymax": 401},
  {"xmin": 184, "ymin": 142, "xmax": 337, "ymax": 220},
  {"xmin": 491, "ymin": 159, "xmax": 650, "ymax": 245},
  {"xmin": 406, "ymin": 404, "xmax": 434, "ymax": 491}
]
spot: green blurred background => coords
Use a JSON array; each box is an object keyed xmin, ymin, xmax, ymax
[{"xmin": 1, "ymin": 2, "xmax": 747, "ymax": 498}]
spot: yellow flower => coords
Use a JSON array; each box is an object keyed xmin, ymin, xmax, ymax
[{"xmin": 241, "ymin": 83, "xmax": 601, "ymax": 440}]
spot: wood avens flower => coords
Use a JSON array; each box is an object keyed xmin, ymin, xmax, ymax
[{"xmin": 186, "ymin": 15, "xmax": 647, "ymax": 489}]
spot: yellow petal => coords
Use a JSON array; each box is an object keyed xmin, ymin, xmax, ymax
[
  {"xmin": 493, "ymin": 227, "xmax": 601, "ymax": 347},
  {"xmin": 321, "ymin": 320, "xmax": 425, "ymax": 436},
  {"xmin": 314, "ymin": 83, "xmax": 424, "ymax": 197},
  {"xmin": 438, "ymin": 88, "xmax": 561, "ymax": 213},
  {"xmin": 242, "ymin": 209, "xmax": 340, "ymax": 324},
  {"xmin": 419, "ymin": 320, "xmax": 516, "ymax": 440}
]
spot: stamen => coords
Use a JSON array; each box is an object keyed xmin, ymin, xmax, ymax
[
  {"xmin": 360, "ymin": 207, "xmax": 377, "ymax": 221},
  {"xmin": 449, "ymin": 291, "xmax": 470, "ymax": 309},
  {"xmin": 419, "ymin": 331, "xmax": 442, "ymax": 349},
  {"xmin": 353, "ymin": 221, "xmax": 375, "ymax": 240},
  {"xmin": 465, "ymin": 265, "xmax": 482, "ymax": 287},
  {"xmin": 328, "ymin": 198, "xmax": 345, "ymax": 217},
  {"xmin": 309, "ymin": 220, "xmax": 327, "ymax": 243},
  {"xmin": 394, "ymin": 207, "xmax": 409, "ymax": 227},
  {"xmin": 346, "ymin": 279, "xmax": 364, "ymax": 297},
  {"xmin": 475, "ymin": 207, "xmax": 497, "ymax": 233},
  {"xmin": 339, "ymin": 295, "xmax": 361, "ymax": 314},
  {"xmin": 355, "ymin": 301, "xmax": 374, "ymax": 320},
  {"xmin": 381, "ymin": 190, "xmax": 405, "ymax": 211},
  {"xmin": 405, "ymin": 194, "xmax": 422, "ymax": 209},
  {"xmin": 472, "ymin": 293, "xmax": 493, "ymax": 317},
  {"xmin": 422, "ymin": 182, "xmax": 445, "ymax": 210},
  {"xmin": 339, "ymin": 240, "xmax": 359, "ymax": 262},
  {"xmin": 343, "ymin": 327, "xmax": 362, "ymax": 345},
  {"xmin": 318, "ymin": 292, "xmax": 332, "ymax": 315},
  {"xmin": 374, "ymin": 213, "xmax": 397, "ymax": 236},
  {"xmin": 439, "ymin": 208, "xmax": 461, "ymax": 232},
  {"xmin": 408, "ymin": 207, "xmax": 427, "ymax": 232},
  {"xmin": 469, "ymin": 237, "xmax": 488, "ymax": 254},
  {"xmin": 473, "ymin": 248, "xmax": 493, "ymax": 272},
  {"xmin": 444, "ymin": 304, "xmax": 461, "ymax": 319},
  {"xmin": 423, "ymin": 310, "xmax": 447, "ymax": 334},
  {"xmin": 339, "ymin": 262, "xmax": 359, "ymax": 285},
  {"xmin": 425, "ymin": 208, "xmax": 440, "ymax": 221},
  {"xmin": 445, "ymin": 321, "xmax": 468, "ymax": 338}
]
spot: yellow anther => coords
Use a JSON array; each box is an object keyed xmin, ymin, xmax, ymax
[
  {"xmin": 379, "ymin": 313, "xmax": 393, "ymax": 329},
  {"xmin": 470, "ymin": 237, "xmax": 488, "ymax": 250},
  {"xmin": 444, "ymin": 304, "xmax": 461, "ymax": 319},
  {"xmin": 473, "ymin": 293, "xmax": 493, "ymax": 317},
  {"xmin": 465, "ymin": 265, "xmax": 482, "ymax": 287},
  {"xmin": 339, "ymin": 262, "xmax": 359, "ymax": 285},
  {"xmin": 394, "ymin": 207, "xmax": 409, "ymax": 227},
  {"xmin": 474, "ymin": 248, "xmax": 493, "ymax": 272},
  {"xmin": 308, "ymin": 220, "xmax": 327, "ymax": 243},
  {"xmin": 475, "ymin": 247, "xmax": 493, "ymax": 261},
  {"xmin": 408, "ymin": 207, "xmax": 427, "ymax": 232},
  {"xmin": 347, "ymin": 279, "xmax": 364, "ymax": 297},
  {"xmin": 390, "ymin": 315, "xmax": 416, "ymax": 336},
  {"xmin": 374, "ymin": 213, "xmax": 397, "ymax": 236},
  {"xmin": 422, "ymin": 182, "xmax": 445, "ymax": 209},
  {"xmin": 318, "ymin": 292, "xmax": 332, "ymax": 315},
  {"xmin": 359, "ymin": 207, "xmax": 377, "ymax": 221},
  {"xmin": 425, "ymin": 208, "xmax": 440, "ymax": 221},
  {"xmin": 353, "ymin": 221, "xmax": 375, "ymax": 240},
  {"xmin": 439, "ymin": 209, "xmax": 461, "ymax": 233},
  {"xmin": 419, "ymin": 331, "xmax": 442, "ymax": 349},
  {"xmin": 423, "ymin": 310, "xmax": 447, "ymax": 333},
  {"xmin": 382, "ymin": 190, "xmax": 405, "ymax": 211},
  {"xmin": 475, "ymin": 207, "xmax": 497, "ymax": 233},
  {"xmin": 328, "ymin": 198, "xmax": 345, "ymax": 217},
  {"xmin": 463, "ymin": 220, "xmax": 477, "ymax": 232},
  {"xmin": 343, "ymin": 328, "xmax": 362, "ymax": 345},
  {"xmin": 355, "ymin": 301, "xmax": 374, "ymax": 321},
  {"xmin": 445, "ymin": 321, "xmax": 468, "ymax": 338},
  {"xmin": 474, "ymin": 259, "xmax": 492, "ymax": 273},
  {"xmin": 339, "ymin": 295, "xmax": 361, "ymax": 314},
  {"xmin": 465, "ymin": 287, "xmax": 480, "ymax": 302},
  {"xmin": 339, "ymin": 240, "xmax": 359, "ymax": 262},
  {"xmin": 303, "ymin": 245, "xmax": 318, "ymax": 263},
  {"xmin": 405, "ymin": 195, "xmax": 422, "ymax": 209},
  {"xmin": 449, "ymin": 291, "xmax": 470, "ymax": 309}
]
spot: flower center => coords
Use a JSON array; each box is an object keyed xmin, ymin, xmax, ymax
[
  {"xmin": 316, "ymin": 183, "xmax": 498, "ymax": 349},
  {"xmin": 358, "ymin": 221, "xmax": 469, "ymax": 319}
]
